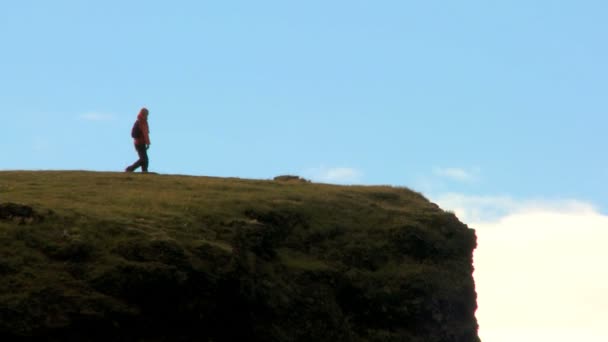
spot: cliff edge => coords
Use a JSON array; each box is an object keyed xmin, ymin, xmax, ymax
[{"xmin": 0, "ymin": 171, "xmax": 479, "ymax": 341}]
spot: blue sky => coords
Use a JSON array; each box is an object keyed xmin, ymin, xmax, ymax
[{"xmin": 2, "ymin": 1, "xmax": 607, "ymax": 339}]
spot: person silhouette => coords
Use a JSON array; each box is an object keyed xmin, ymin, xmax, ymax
[{"xmin": 125, "ymin": 107, "xmax": 151, "ymax": 173}]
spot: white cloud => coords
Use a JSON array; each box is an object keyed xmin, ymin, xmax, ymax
[
  {"xmin": 79, "ymin": 112, "xmax": 115, "ymax": 121},
  {"xmin": 432, "ymin": 193, "xmax": 608, "ymax": 342},
  {"xmin": 434, "ymin": 193, "xmax": 594, "ymax": 223},
  {"xmin": 413, "ymin": 167, "xmax": 481, "ymax": 195},
  {"xmin": 433, "ymin": 167, "xmax": 478, "ymax": 183},
  {"xmin": 303, "ymin": 166, "xmax": 363, "ymax": 184}
]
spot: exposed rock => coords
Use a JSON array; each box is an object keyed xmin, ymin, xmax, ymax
[{"xmin": 273, "ymin": 175, "xmax": 311, "ymax": 183}]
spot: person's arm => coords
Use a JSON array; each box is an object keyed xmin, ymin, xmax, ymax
[{"xmin": 143, "ymin": 122, "xmax": 151, "ymax": 147}]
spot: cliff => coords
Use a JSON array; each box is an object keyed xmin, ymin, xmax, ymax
[{"xmin": 0, "ymin": 171, "xmax": 479, "ymax": 341}]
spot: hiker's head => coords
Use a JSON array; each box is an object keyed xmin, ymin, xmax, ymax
[{"xmin": 138, "ymin": 107, "xmax": 149, "ymax": 119}]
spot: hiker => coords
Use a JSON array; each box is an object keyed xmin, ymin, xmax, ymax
[{"xmin": 125, "ymin": 107, "xmax": 151, "ymax": 173}]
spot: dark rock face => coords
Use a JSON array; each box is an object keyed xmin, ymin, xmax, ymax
[{"xmin": 0, "ymin": 203, "xmax": 479, "ymax": 341}]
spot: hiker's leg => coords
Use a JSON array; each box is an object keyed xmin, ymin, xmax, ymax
[
  {"xmin": 129, "ymin": 161, "xmax": 141, "ymax": 171},
  {"xmin": 127, "ymin": 144, "xmax": 144, "ymax": 171},
  {"xmin": 135, "ymin": 144, "xmax": 149, "ymax": 172}
]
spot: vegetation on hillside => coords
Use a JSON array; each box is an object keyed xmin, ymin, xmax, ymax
[{"xmin": 0, "ymin": 171, "xmax": 479, "ymax": 341}]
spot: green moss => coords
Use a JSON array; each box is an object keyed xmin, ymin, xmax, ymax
[{"xmin": 278, "ymin": 249, "xmax": 332, "ymax": 272}]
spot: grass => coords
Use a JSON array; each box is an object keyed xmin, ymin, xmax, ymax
[{"xmin": 0, "ymin": 171, "xmax": 479, "ymax": 341}]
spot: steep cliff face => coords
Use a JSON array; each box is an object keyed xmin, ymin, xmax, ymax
[{"xmin": 0, "ymin": 171, "xmax": 479, "ymax": 341}]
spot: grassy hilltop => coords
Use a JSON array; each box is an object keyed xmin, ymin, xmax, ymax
[{"xmin": 0, "ymin": 171, "xmax": 479, "ymax": 341}]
